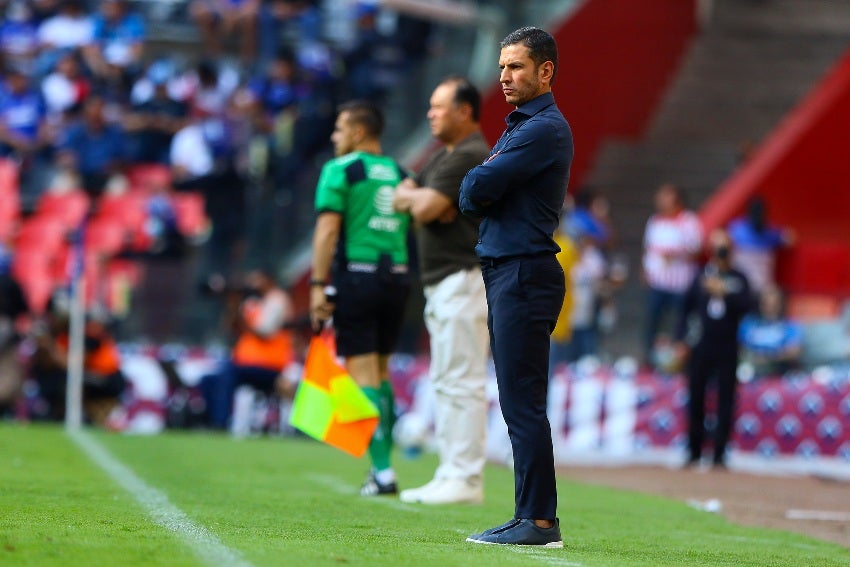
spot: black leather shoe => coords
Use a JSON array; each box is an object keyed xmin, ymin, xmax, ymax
[
  {"xmin": 466, "ymin": 518, "xmax": 563, "ymax": 547},
  {"xmin": 467, "ymin": 518, "xmax": 521, "ymax": 541}
]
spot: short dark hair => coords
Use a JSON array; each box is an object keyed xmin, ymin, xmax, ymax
[
  {"xmin": 440, "ymin": 75, "xmax": 481, "ymax": 122},
  {"xmin": 338, "ymin": 99, "xmax": 385, "ymax": 138},
  {"xmin": 500, "ymin": 26, "xmax": 558, "ymax": 80}
]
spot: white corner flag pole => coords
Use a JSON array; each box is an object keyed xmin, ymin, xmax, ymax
[{"xmin": 65, "ymin": 223, "xmax": 86, "ymax": 431}]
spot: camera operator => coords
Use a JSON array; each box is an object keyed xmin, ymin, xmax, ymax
[{"xmin": 199, "ymin": 268, "xmax": 296, "ymax": 432}]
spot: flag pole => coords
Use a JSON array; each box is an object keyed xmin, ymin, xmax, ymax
[{"xmin": 65, "ymin": 221, "xmax": 86, "ymax": 431}]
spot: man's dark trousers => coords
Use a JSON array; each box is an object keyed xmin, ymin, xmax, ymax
[
  {"xmin": 687, "ymin": 345, "xmax": 738, "ymax": 464},
  {"xmin": 482, "ymin": 254, "xmax": 565, "ymax": 520}
]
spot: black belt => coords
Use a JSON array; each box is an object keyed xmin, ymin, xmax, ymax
[{"xmin": 479, "ymin": 253, "xmax": 553, "ymax": 268}]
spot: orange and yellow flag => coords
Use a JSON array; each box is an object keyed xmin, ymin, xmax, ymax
[{"xmin": 289, "ymin": 335, "xmax": 378, "ymax": 457}]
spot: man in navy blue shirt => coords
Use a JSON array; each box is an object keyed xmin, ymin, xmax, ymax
[{"xmin": 461, "ymin": 26, "xmax": 572, "ymax": 548}]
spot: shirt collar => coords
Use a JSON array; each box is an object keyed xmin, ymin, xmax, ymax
[{"xmin": 506, "ymin": 91, "xmax": 555, "ymax": 125}]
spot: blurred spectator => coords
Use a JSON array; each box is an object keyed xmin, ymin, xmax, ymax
[
  {"xmin": 184, "ymin": 60, "xmax": 238, "ymax": 118},
  {"xmin": 35, "ymin": 0, "xmax": 93, "ymax": 75},
  {"xmin": 171, "ymin": 109, "xmax": 247, "ymax": 279},
  {"xmin": 170, "ymin": 112, "xmax": 217, "ymax": 178},
  {"xmin": 199, "ymin": 268, "xmax": 296, "ymax": 432},
  {"xmin": 550, "ymin": 224, "xmax": 577, "ymax": 372},
  {"xmin": 55, "ymin": 95, "xmax": 127, "ymax": 197},
  {"xmin": 0, "ymin": 64, "xmax": 55, "ymax": 205},
  {"xmin": 343, "ymin": 1, "xmax": 405, "ymax": 102},
  {"xmin": 124, "ymin": 62, "xmax": 188, "ymax": 164},
  {"xmin": 41, "ymin": 50, "xmax": 90, "ymax": 118},
  {"xmin": 564, "ymin": 223, "xmax": 607, "ymax": 362},
  {"xmin": 190, "ymin": 0, "xmax": 260, "ymax": 65},
  {"xmin": 30, "ymin": 305, "xmax": 127, "ymax": 425},
  {"xmin": 0, "ymin": 66, "xmax": 51, "ymax": 158},
  {"xmin": 0, "ymin": 1, "xmax": 39, "ymax": 73},
  {"xmin": 83, "ymin": 0, "xmax": 146, "ymax": 86},
  {"xmin": 642, "ymin": 182, "xmax": 702, "ymax": 367},
  {"xmin": 563, "ymin": 189, "xmax": 610, "ymax": 248},
  {"xmin": 738, "ymin": 285, "xmax": 802, "ymax": 378},
  {"xmin": 37, "ymin": 0, "xmax": 93, "ymax": 51},
  {"xmin": 145, "ymin": 191, "xmax": 187, "ymax": 259},
  {"xmin": 565, "ymin": 188, "xmax": 625, "ymax": 339},
  {"xmin": 0, "ymin": 245, "xmax": 29, "ymax": 415},
  {"xmin": 247, "ymin": 48, "xmax": 304, "ymax": 117},
  {"xmin": 258, "ymin": 0, "xmax": 322, "ymax": 65},
  {"xmin": 676, "ymin": 229, "xmax": 751, "ymax": 468},
  {"xmin": 728, "ymin": 196, "xmax": 794, "ymax": 296}
]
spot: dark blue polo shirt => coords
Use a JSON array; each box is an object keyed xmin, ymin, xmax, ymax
[{"xmin": 459, "ymin": 91, "xmax": 573, "ymax": 259}]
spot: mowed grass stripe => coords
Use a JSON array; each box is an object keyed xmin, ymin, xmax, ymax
[
  {"xmin": 4, "ymin": 425, "xmax": 850, "ymax": 566},
  {"xmin": 68, "ymin": 429, "xmax": 251, "ymax": 567},
  {"xmin": 1, "ymin": 424, "xmax": 198, "ymax": 566}
]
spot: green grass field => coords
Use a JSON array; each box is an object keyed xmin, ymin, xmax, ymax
[{"xmin": 2, "ymin": 423, "xmax": 848, "ymax": 567}]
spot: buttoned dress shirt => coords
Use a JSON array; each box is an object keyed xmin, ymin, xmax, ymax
[{"xmin": 459, "ymin": 92, "xmax": 573, "ymax": 259}]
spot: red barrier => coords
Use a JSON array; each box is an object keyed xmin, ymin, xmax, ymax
[
  {"xmin": 699, "ymin": 47, "xmax": 850, "ymax": 295},
  {"xmin": 479, "ymin": 0, "xmax": 698, "ymax": 190}
]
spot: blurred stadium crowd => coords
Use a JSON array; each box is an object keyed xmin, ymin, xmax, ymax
[{"xmin": 0, "ymin": 0, "xmax": 439, "ymax": 426}]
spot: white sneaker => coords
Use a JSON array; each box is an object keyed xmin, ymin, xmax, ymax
[
  {"xmin": 401, "ymin": 478, "xmax": 483, "ymax": 505},
  {"xmin": 399, "ymin": 478, "xmax": 444, "ymax": 503}
]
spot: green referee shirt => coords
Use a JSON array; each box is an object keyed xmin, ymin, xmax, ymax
[{"xmin": 314, "ymin": 151, "xmax": 411, "ymax": 265}]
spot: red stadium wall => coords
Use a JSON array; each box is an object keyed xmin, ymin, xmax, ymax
[
  {"xmin": 699, "ymin": 47, "xmax": 850, "ymax": 296},
  {"xmin": 479, "ymin": 0, "xmax": 699, "ymax": 190}
]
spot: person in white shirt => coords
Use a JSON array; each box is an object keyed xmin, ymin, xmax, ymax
[
  {"xmin": 37, "ymin": 0, "xmax": 93, "ymax": 51},
  {"xmin": 169, "ymin": 117, "xmax": 215, "ymax": 178},
  {"xmin": 641, "ymin": 182, "xmax": 702, "ymax": 366},
  {"xmin": 41, "ymin": 51, "xmax": 89, "ymax": 117},
  {"xmin": 568, "ymin": 231, "xmax": 607, "ymax": 361}
]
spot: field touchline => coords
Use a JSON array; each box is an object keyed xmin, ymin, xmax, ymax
[
  {"xmin": 305, "ymin": 473, "xmax": 422, "ymax": 513},
  {"xmin": 504, "ymin": 546, "xmax": 583, "ymax": 567},
  {"xmin": 68, "ymin": 429, "xmax": 253, "ymax": 567}
]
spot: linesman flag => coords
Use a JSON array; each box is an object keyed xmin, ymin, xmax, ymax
[{"xmin": 289, "ymin": 335, "xmax": 378, "ymax": 457}]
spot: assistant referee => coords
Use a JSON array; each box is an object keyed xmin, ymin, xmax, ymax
[{"xmin": 310, "ymin": 100, "xmax": 411, "ymax": 497}]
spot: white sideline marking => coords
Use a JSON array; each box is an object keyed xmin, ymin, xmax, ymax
[
  {"xmin": 307, "ymin": 473, "xmax": 357, "ymax": 495},
  {"xmin": 69, "ymin": 429, "xmax": 252, "ymax": 567},
  {"xmin": 786, "ymin": 509, "xmax": 850, "ymax": 522},
  {"xmin": 504, "ymin": 546, "xmax": 583, "ymax": 566},
  {"xmin": 305, "ymin": 473, "xmax": 421, "ymax": 513}
]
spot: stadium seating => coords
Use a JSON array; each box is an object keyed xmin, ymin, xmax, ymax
[
  {"xmin": 11, "ymin": 250, "xmax": 54, "ymax": 313},
  {"xmin": 35, "ymin": 189, "xmax": 91, "ymax": 230},
  {"xmin": 0, "ymin": 158, "xmax": 17, "ymax": 193},
  {"xmin": 127, "ymin": 163, "xmax": 172, "ymax": 194},
  {"xmin": 97, "ymin": 192, "xmax": 151, "ymax": 251},
  {"xmin": 0, "ymin": 158, "xmax": 20, "ymax": 242},
  {"xmin": 0, "ymin": 190, "xmax": 20, "ymax": 243},
  {"xmin": 84, "ymin": 218, "xmax": 130, "ymax": 257},
  {"xmin": 171, "ymin": 192, "xmax": 208, "ymax": 240},
  {"xmin": 15, "ymin": 216, "xmax": 67, "ymax": 255}
]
